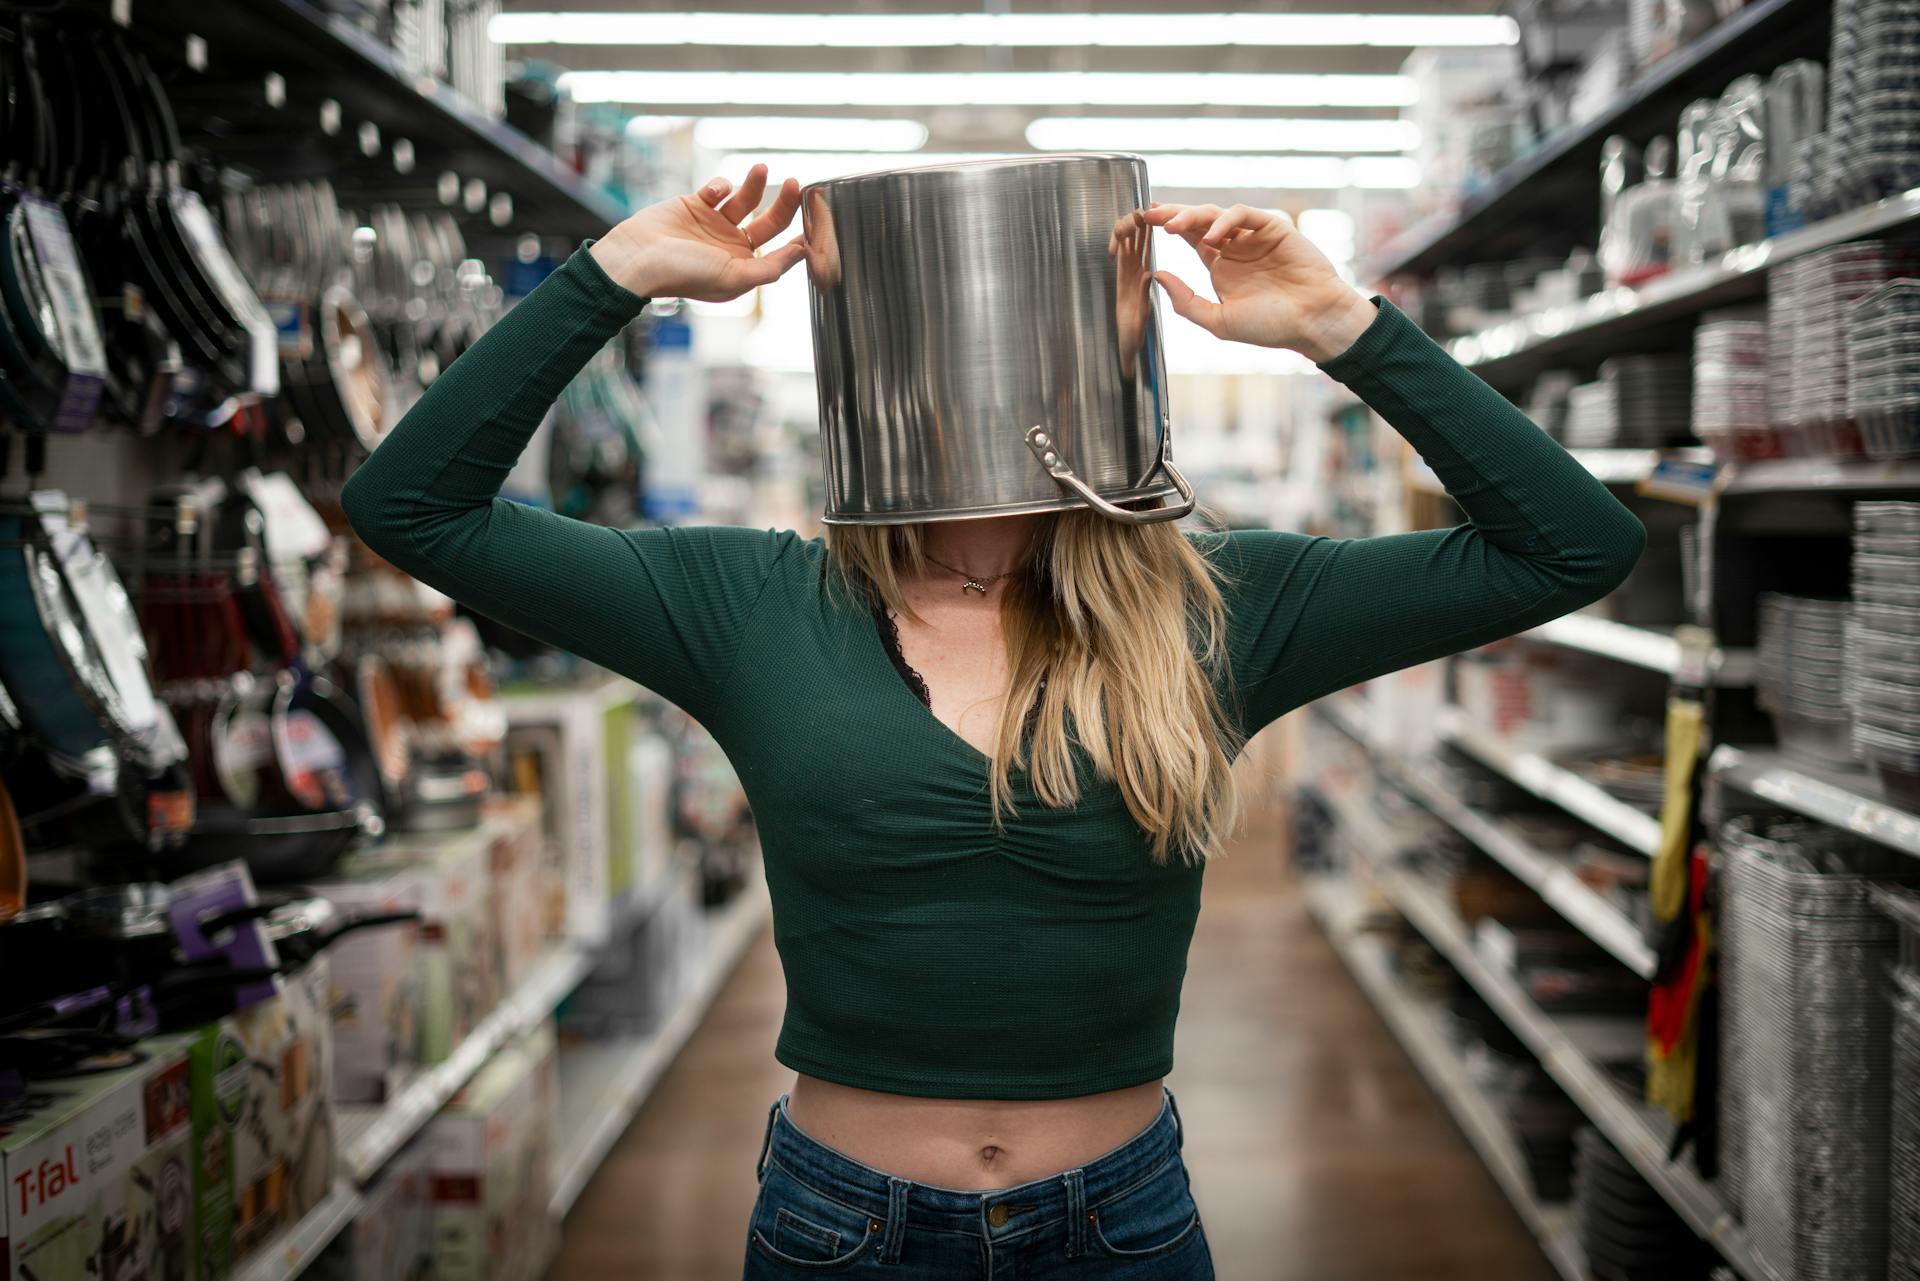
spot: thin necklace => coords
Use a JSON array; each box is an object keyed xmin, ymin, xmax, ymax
[{"xmin": 923, "ymin": 550, "xmax": 1018, "ymax": 596}]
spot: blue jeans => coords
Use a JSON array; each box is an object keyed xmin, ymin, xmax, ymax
[{"xmin": 743, "ymin": 1089, "xmax": 1215, "ymax": 1279}]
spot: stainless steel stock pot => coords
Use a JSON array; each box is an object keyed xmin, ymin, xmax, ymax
[{"xmin": 801, "ymin": 153, "xmax": 1194, "ymax": 525}]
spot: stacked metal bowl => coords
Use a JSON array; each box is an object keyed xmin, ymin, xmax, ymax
[
  {"xmin": 1846, "ymin": 280, "xmax": 1920, "ymax": 459},
  {"xmin": 1757, "ymin": 593, "xmax": 1855, "ymax": 768},
  {"xmin": 1719, "ymin": 815, "xmax": 1904, "ymax": 1281},
  {"xmin": 1691, "ymin": 313, "xmax": 1772, "ymax": 464},
  {"xmin": 1849, "ymin": 501, "xmax": 1920, "ymax": 807},
  {"xmin": 1771, "ymin": 242, "xmax": 1894, "ymax": 457},
  {"xmin": 1828, "ymin": 0, "xmax": 1920, "ymax": 209},
  {"xmin": 1565, "ymin": 355, "xmax": 1693, "ymax": 448}
]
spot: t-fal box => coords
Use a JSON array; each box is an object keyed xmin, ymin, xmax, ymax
[
  {"xmin": 425, "ymin": 1023, "xmax": 557, "ymax": 1281},
  {"xmin": 1, "ymin": 1043, "xmax": 195, "ymax": 1281},
  {"xmin": 185, "ymin": 958, "xmax": 336, "ymax": 1279},
  {"xmin": 309, "ymin": 863, "xmax": 424, "ymax": 1104}
]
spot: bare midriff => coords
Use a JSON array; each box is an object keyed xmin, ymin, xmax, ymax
[{"xmin": 783, "ymin": 1074, "xmax": 1167, "ymax": 1190}]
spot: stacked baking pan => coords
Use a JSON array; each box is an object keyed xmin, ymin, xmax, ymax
[
  {"xmin": 1719, "ymin": 815, "xmax": 1904, "ymax": 1281},
  {"xmin": 1827, "ymin": 0, "xmax": 1920, "ymax": 209},
  {"xmin": 1757, "ymin": 593, "xmax": 1855, "ymax": 768},
  {"xmin": 1874, "ymin": 887, "xmax": 1920, "ymax": 1281},
  {"xmin": 1771, "ymin": 241, "xmax": 1893, "ymax": 456},
  {"xmin": 1846, "ymin": 279, "xmax": 1920, "ymax": 459},
  {"xmin": 1691, "ymin": 314, "xmax": 1771, "ymax": 463},
  {"xmin": 1572, "ymin": 1128, "xmax": 1716, "ymax": 1281},
  {"xmin": 1849, "ymin": 501, "xmax": 1920, "ymax": 808},
  {"xmin": 1564, "ymin": 355, "xmax": 1693, "ymax": 448}
]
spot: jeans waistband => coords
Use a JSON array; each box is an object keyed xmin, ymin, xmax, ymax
[{"xmin": 754, "ymin": 1088, "xmax": 1185, "ymax": 1242}]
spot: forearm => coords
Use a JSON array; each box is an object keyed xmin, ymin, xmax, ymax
[
  {"xmin": 340, "ymin": 243, "xmax": 646, "ymax": 569},
  {"xmin": 1319, "ymin": 300, "xmax": 1646, "ymax": 586}
]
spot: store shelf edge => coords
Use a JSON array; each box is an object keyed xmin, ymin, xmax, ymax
[
  {"xmin": 1449, "ymin": 187, "xmax": 1920, "ymax": 378},
  {"xmin": 549, "ymin": 877, "xmax": 773, "ymax": 1218},
  {"xmin": 1436, "ymin": 707, "xmax": 1663, "ymax": 856},
  {"xmin": 230, "ymin": 1180, "xmax": 362, "ymax": 1281},
  {"xmin": 1304, "ymin": 878, "xmax": 1588, "ymax": 1281},
  {"xmin": 1338, "ymin": 859, "xmax": 1784, "ymax": 1281},
  {"xmin": 1523, "ymin": 615, "xmax": 1755, "ymax": 687},
  {"xmin": 1709, "ymin": 744, "xmax": 1920, "ymax": 858},
  {"xmin": 343, "ymin": 946, "xmax": 593, "ymax": 1184},
  {"xmin": 1369, "ymin": 0, "xmax": 1818, "ymax": 279}
]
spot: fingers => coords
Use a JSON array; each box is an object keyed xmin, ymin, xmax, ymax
[
  {"xmin": 716, "ymin": 238, "xmax": 809, "ymax": 293},
  {"xmin": 696, "ymin": 176, "xmax": 733, "ymax": 208},
  {"xmin": 1153, "ymin": 271, "xmax": 1223, "ymax": 336},
  {"xmin": 718, "ymin": 164, "xmax": 769, "ymax": 224},
  {"xmin": 1202, "ymin": 204, "xmax": 1273, "ymax": 245},
  {"xmin": 743, "ymin": 177, "xmax": 802, "ymax": 247}
]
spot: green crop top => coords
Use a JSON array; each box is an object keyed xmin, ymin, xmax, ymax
[{"xmin": 342, "ymin": 244, "xmax": 1645, "ymax": 1099}]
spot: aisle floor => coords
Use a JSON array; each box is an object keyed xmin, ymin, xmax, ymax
[{"xmin": 550, "ymin": 816, "xmax": 1556, "ymax": 1281}]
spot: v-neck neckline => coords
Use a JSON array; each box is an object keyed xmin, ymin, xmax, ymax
[{"xmin": 863, "ymin": 603, "xmax": 997, "ymax": 769}]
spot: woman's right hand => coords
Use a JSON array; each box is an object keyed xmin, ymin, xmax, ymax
[{"xmin": 589, "ymin": 163, "xmax": 807, "ymax": 302}]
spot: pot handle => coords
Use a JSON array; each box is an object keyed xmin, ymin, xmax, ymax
[{"xmin": 1023, "ymin": 426, "xmax": 1195, "ymax": 524}]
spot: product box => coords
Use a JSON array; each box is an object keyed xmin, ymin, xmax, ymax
[
  {"xmin": 483, "ymin": 797, "xmax": 546, "ymax": 998},
  {"xmin": 185, "ymin": 959, "xmax": 336, "ymax": 1279},
  {"xmin": 310, "ymin": 863, "xmax": 424, "ymax": 1104},
  {"xmin": 311, "ymin": 1141, "xmax": 430, "ymax": 1281},
  {"xmin": 1, "ymin": 1043, "xmax": 195, "ymax": 1281},
  {"xmin": 425, "ymin": 1024, "xmax": 558, "ymax": 1281},
  {"xmin": 381, "ymin": 824, "xmax": 497, "ymax": 1064}
]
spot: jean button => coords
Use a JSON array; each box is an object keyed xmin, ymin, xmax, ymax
[{"xmin": 988, "ymin": 1204, "xmax": 1009, "ymax": 1228}]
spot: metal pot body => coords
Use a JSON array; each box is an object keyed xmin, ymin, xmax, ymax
[{"xmin": 804, "ymin": 154, "xmax": 1185, "ymax": 525}]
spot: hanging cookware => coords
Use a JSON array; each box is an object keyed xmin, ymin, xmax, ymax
[{"xmin": 803, "ymin": 153, "xmax": 1192, "ymax": 525}]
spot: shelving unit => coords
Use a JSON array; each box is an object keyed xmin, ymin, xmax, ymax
[
  {"xmin": 1306, "ymin": 822, "xmax": 1783, "ymax": 1281},
  {"xmin": 1313, "ymin": 700, "xmax": 1659, "ymax": 979},
  {"xmin": 1717, "ymin": 458, "xmax": 1920, "ymax": 496},
  {"xmin": 1435, "ymin": 706, "xmax": 1663, "ymax": 856},
  {"xmin": 339, "ymin": 946, "xmax": 594, "ymax": 1183},
  {"xmin": 1303, "ymin": 878, "xmax": 1588, "ymax": 1281},
  {"xmin": 1409, "ymin": 447, "xmax": 1717, "ymax": 498},
  {"xmin": 1522, "ymin": 614, "xmax": 1755, "ymax": 686},
  {"xmin": 1370, "ymin": 0, "xmax": 1827, "ymax": 278},
  {"xmin": 1709, "ymin": 745, "xmax": 1920, "ymax": 858},
  {"xmin": 133, "ymin": 0, "xmax": 626, "ymax": 237},
  {"xmin": 550, "ymin": 876, "xmax": 773, "ymax": 1217},
  {"xmin": 1448, "ymin": 187, "xmax": 1920, "ymax": 386}
]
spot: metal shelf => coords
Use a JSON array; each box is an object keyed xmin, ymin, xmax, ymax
[
  {"xmin": 1303, "ymin": 878, "xmax": 1588, "ymax": 1281},
  {"xmin": 1312, "ymin": 701, "xmax": 1660, "ymax": 976},
  {"xmin": 1447, "ymin": 187, "xmax": 1920, "ymax": 384},
  {"xmin": 230, "ymin": 1181, "xmax": 363, "ymax": 1281},
  {"xmin": 1369, "ymin": 0, "xmax": 1826, "ymax": 278},
  {"xmin": 549, "ymin": 876, "xmax": 772, "ymax": 1217},
  {"xmin": 1411, "ymin": 448, "xmax": 1714, "ymax": 498},
  {"xmin": 339, "ymin": 945, "xmax": 593, "ymax": 1184},
  {"xmin": 1716, "ymin": 458, "xmax": 1920, "ymax": 496},
  {"xmin": 1710, "ymin": 744, "xmax": 1920, "ymax": 858},
  {"xmin": 136, "ymin": 0, "xmax": 627, "ymax": 238},
  {"xmin": 1436, "ymin": 706, "xmax": 1663, "ymax": 856},
  {"xmin": 1323, "ymin": 858, "xmax": 1784, "ymax": 1281},
  {"xmin": 1522, "ymin": 614, "xmax": 1755, "ymax": 687}
]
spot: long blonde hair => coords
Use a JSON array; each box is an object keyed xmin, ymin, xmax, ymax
[{"xmin": 826, "ymin": 513, "xmax": 1242, "ymax": 865}]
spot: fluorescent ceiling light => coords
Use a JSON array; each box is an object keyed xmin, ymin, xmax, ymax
[
  {"xmin": 715, "ymin": 152, "xmax": 1421, "ymax": 190},
  {"xmin": 1025, "ymin": 117, "xmax": 1417, "ymax": 154},
  {"xmin": 561, "ymin": 71, "xmax": 1417, "ymax": 108},
  {"xmin": 494, "ymin": 12, "xmax": 1516, "ymax": 48},
  {"xmin": 693, "ymin": 116, "xmax": 928, "ymax": 152}
]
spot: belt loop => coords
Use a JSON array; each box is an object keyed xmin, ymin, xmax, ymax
[
  {"xmin": 755, "ymin": 1096, "xmax": 783, "ymax": 1183},
  {"xmin": 879, "ymin": 1177, "xmax": 910, "ymax": 1264},
  {"xmin": 1165, "ymin": 1088, "xmax": 1184, "ymax": 1151},
  {"xmin": 1062, "ymin": 1168, "xmax": 1087, "ymax": 1259}
]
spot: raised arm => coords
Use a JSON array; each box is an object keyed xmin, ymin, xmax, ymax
[
  {"xmin": 1145, "ymin": 203, "xmax": 1646, "ymax": 736},
  {"xmin": 341, "ymin": 167, "xmax": 809, "ymax": 721}
]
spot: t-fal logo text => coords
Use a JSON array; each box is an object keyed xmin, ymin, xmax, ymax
[{"xmin": 13, "ymin": 1146, "xmax": 78, "ymax": 1216}]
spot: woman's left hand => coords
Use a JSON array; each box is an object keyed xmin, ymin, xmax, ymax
[{"xmin": 1143, "ymin": 203, "xmax": 1376, "ymax": 363}]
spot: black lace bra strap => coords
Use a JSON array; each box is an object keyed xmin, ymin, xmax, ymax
[{"xmin": 874, "ymin": 604, "xmax": 934, "ymax": 709}]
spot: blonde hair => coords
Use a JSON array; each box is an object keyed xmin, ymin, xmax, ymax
[{"xmin": 826, "ymin": 513, "xmax": 1242, "ymax": 865}]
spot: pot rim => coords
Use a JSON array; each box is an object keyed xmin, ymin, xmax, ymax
[{"xmin": 801, "ymin": 151, "xmax": 1145, "ymax": 196}]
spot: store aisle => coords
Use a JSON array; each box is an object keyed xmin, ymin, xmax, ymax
[{"xmin": 551, "ymin": 814, "xmax": 1555, "ymax": 1281}]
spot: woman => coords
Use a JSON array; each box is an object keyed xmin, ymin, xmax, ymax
[{"xmin": 344, "ymin": 163, "xmax": 1645, "ymax": 1278}]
